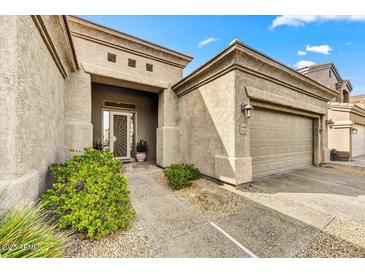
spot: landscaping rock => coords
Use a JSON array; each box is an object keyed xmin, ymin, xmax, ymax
[
  {"xmin": 296, "ymin": 218, "xmax": 365, "ymax": 258},
  {"xmin": 155, "ymin": 173, "xmax": 250, "ymax": 219},
  {"xmin": 65, "ymin": 218, "xmax": 155, "ymax": 258}
]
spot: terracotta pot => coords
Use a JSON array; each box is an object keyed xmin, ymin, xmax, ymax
[{"xmin": 136, "ymin": 152, "xmax": 146, "ymax": 162}]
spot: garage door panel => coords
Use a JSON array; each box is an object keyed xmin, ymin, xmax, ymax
[
  {"xmin": 352, "ymin": 124, "xmax": 365, "ymax": 157},
  {"xmin": 250, "ymin": 109, "xmax": 313, "ymax": 179}
]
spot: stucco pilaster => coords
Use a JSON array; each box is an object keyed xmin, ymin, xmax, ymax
[
  {"xmin": 64, "ymin": 68, "xmax": 93, "ymax": 151},
  {"xmin": 156, "ymin": 87, "xmax": 180, "ymax": 167}
]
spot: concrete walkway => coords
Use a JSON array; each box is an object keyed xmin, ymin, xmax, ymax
[
  {"xmin": 125, "ymin": 163, "xmax": 251, "ymax": 257},
  {"xmin": 124, "ymin": 162, "xmax": 321, "ymax": 258}
]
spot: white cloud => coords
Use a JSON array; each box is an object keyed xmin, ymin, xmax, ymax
[
  {"xmin": 297, "ymin": 50, "xmax": 307, "ymax": 56},
  {"xmin": 270, "ymin": 15, "xmax": 365, "ymax": 29},
  {"xmin": 198, "ymin": 37, "xmax": 219, "ymax": 48},
  {"xmin": 294, "ymin": 60, "xmax": 315, "ymax": 70},
  {"xmin": 345, "ymin": 41, "xmax": 352, "ymax": 46},
  {"xmin": 306, "ymin": 44, "xmax": 332, "ymax": 55}
]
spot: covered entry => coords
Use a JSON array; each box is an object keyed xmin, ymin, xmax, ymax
[
  {"xmin": 92, "ymin": 83, "xmax": 158, "ymax": 161},
  {"xmin": 352, "ymin": 124, "xmax": 365, "ymax": 157},
  {"xmin": 250, "ymin": 108, "xmax": 314, "ymax": 179}
]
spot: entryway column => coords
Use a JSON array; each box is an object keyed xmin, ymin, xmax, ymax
[
  {"xmin": 64, "ymin": 68, "xmax": 93, "ymax": 153},
  {"xmin": 156, "ymin": 86, "xmax": 181, "ymax": 167}
]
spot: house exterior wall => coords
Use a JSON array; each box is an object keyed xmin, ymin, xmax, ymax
[
  {"xmin": 65, "ymin": 68, "xmax": 93, "ymax": 151},
  {"xmin": 350, "ymin": 111, "xmax": 365, "ymax": 126},
  {"xmin": 351, "ymin": 94, "xmax": 365, "ymax": 109},
  {"xmin": 0, "ymin": 16, "xmax": 76, "ymax": 209},
  {"xmin": 301, "ymin": 65, "xmax": 352, "ymax": 103},
  {"xmin": 178, "ymin": 71, "xmax": 236, "ymax": 180},
  {"xmin": 328, "ymin": 127, "xmax": 351, "ymax": 157},
  {"xmin": 328, "ymin": 107, "xmax": 351, "ymax": 158},
  {"xmin": 304, "ymin": 68, "xmax": 339, "ymax": 91},
  {"xmin": 233, "ymin": 50, "xmax": 331, "ymax": 183},
  {"xmin": 328, "ymin": 105, "xmax": 365, "ymax": 158},
  {"xmin": 0, "ymin": 15, "xmax": 192, "ymax": 209},
  {"xmin": 70, "ymin": 35, "xmax": 183, "ymax": 85},
  {"xmin": 301, "ymin": 63, "xmax": 364, "ymax": 159},
  {"xmin": 92, "ymin": 83, "xmax": 158, "ymax": 160},
  {"xmin": 67, "ymin": 16, "xmax": 191, "ymax": 167},
  {"xmin": 173, "ymin": 41, "xmax": 336, "ymax": 186}
]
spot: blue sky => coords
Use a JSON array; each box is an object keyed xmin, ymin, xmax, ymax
[{"xmin": 81, "ymin": 15, "xmax": 365, "ymax": 95}]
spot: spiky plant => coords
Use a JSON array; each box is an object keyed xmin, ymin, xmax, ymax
[
  {"xmin": 0, "ymin": 203, "xmax": 67, "ymax": 258},
  {"xmin": 136, "ymin": 139, "xmax": 148, "ymax": 153}
]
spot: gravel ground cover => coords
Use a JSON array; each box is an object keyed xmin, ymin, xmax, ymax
[
  {"xmin": 296, "ymin": 218, "xmax": 365, "ymax": 258},
  {"xmin": 65, "ymin": 217, "xmax": 155, "ymax": 258},
  {"xmin": 155, "ymin": 172, "xmax": 250, "ymax": 219}
]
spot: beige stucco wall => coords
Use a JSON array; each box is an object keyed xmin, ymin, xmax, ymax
[
  {"xmin": 328, "ymin": 126, "xmax": 351, "ymax": 157},
  {"xmin": 350, "ymin": 111, "xmax": 365, "ymax": 126},
  {"xmin": 92, "ymin": 83, "xmax": 158, "ymax": 160},
  {"xmin": 178, "ymin": 71, "xmax": 236, "ymax": 179},
  {"xmin": 328, "ymin": 106, "xmax": 365, "ymax": 158},
  {"xmin": 303, "ymin": 66, "xmax": 352, "ymax": 103},
  {"xmin": 0, "ymin": 16, "xmax": 76, "ymax": 209},
  {"xmin": 174, "ymin": 42, "xmax": 335, "ymax": 186},
  {"xmin": 351, "ymin": 94, "xmax": 365, "ymax": 109},
  {"xmin": 64, "ymin": 68, "xmax": 93, "ymax": 151},
  {"xmin": 234, "ymin": 58, "xmax": 330, "ymax": 182},
  {"xmin": 305, "ymin": 68, "xmax": 339, "ymax": 91},
  {"xmin": 67, "ymin": 16, "xmax": 191, "ymax": 167},
  {"xmin": 71, "ymin": 36, "xmax": 183, "ymax": 85}
]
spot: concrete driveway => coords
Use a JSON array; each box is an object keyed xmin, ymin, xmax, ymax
[
  {"xmin": 125, "ymin": 163, "xmax": 365, "ymax": 258},
  {"xmin": 234, "ymin": 165, "xmax": 365, "ymax": 257},
  {"xmin": 238, "ymin": 165, "xmax": 365, "ymax": 225}
]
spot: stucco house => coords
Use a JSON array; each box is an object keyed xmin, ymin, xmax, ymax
[
  {"xmin": 351, "ymin": 94, "xmax": 365, "ymax": 109},
  {"xmin": 1, "ymin": 15, "xmax": 339, "ymax": 209},
  {"xmin": 298, "ymin": 63, "xmax": 365, "ymax": 159}
]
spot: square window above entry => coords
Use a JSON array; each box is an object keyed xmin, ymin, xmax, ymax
[
  {"xmin": 146, "ymin": 63, "xmax": 153, "ymax": 72},
  {"xmin": 107, "ymin": 53, "xmax": 116, "ymax": 63},
  {"xmin": 128, "ymin": 58, "xmax": 136, "ymax": 67}
]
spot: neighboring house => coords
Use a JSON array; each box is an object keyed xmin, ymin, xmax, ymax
[
  {"xmin": 0, "ymin": 16, "xmax": 338, "ymax": 208},
  {"xmin": 299, "ymin": 63, "xmax": 365, "ymax": 159},
  {"xmin": 351, "ymin": 94, "xmax": 365, "ymax": 109}
]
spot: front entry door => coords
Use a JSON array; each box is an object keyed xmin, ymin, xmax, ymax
[{"xmin": 110, "ymin": 112, "xmax": 130, "ymax": 159}]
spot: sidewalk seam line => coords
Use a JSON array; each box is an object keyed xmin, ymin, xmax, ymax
[{"xmin": 209, "ymin": 221, "xmax": 258, "ymax": 258}]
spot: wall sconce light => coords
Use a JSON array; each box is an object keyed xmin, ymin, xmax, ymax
[
  {"xmin": 351, "ymin": 127, "xmax": 358, "ymax": 135},
  {"xmin": 325, "ymin": 119, "xmax": 335, "ymax": 129},
  {"xmin": 241, "ymin": 103, "xmax": 253, "ymax": 118}
]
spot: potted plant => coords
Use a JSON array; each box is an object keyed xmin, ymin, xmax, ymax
[
  {"xmin": 93, "ymin": 140, "xmax": 104, "ymax": 151},
  {"xmin": 136, "ymin": 139, "xmax": 148, "ymax": 162}
]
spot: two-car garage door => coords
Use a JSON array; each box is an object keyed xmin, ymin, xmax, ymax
[
  {"xmin": 250, "ymin": 108, "xmax": 313, "ymax": 179},
  {"xmin": 352, "ymin": 124, "xmax": 365, "ymax": 157}
]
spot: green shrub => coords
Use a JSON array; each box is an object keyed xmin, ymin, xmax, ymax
[
  {"xmin": 42, "ymin": 148, "xmax": 135, "ymax": 240},
  {"xmin": 163, "ymin": 163, "xmax": 201, "ymax": 190},
  {"xmin": 0, "ymin": 203, "xmax": 66, "ymax": 258}
]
